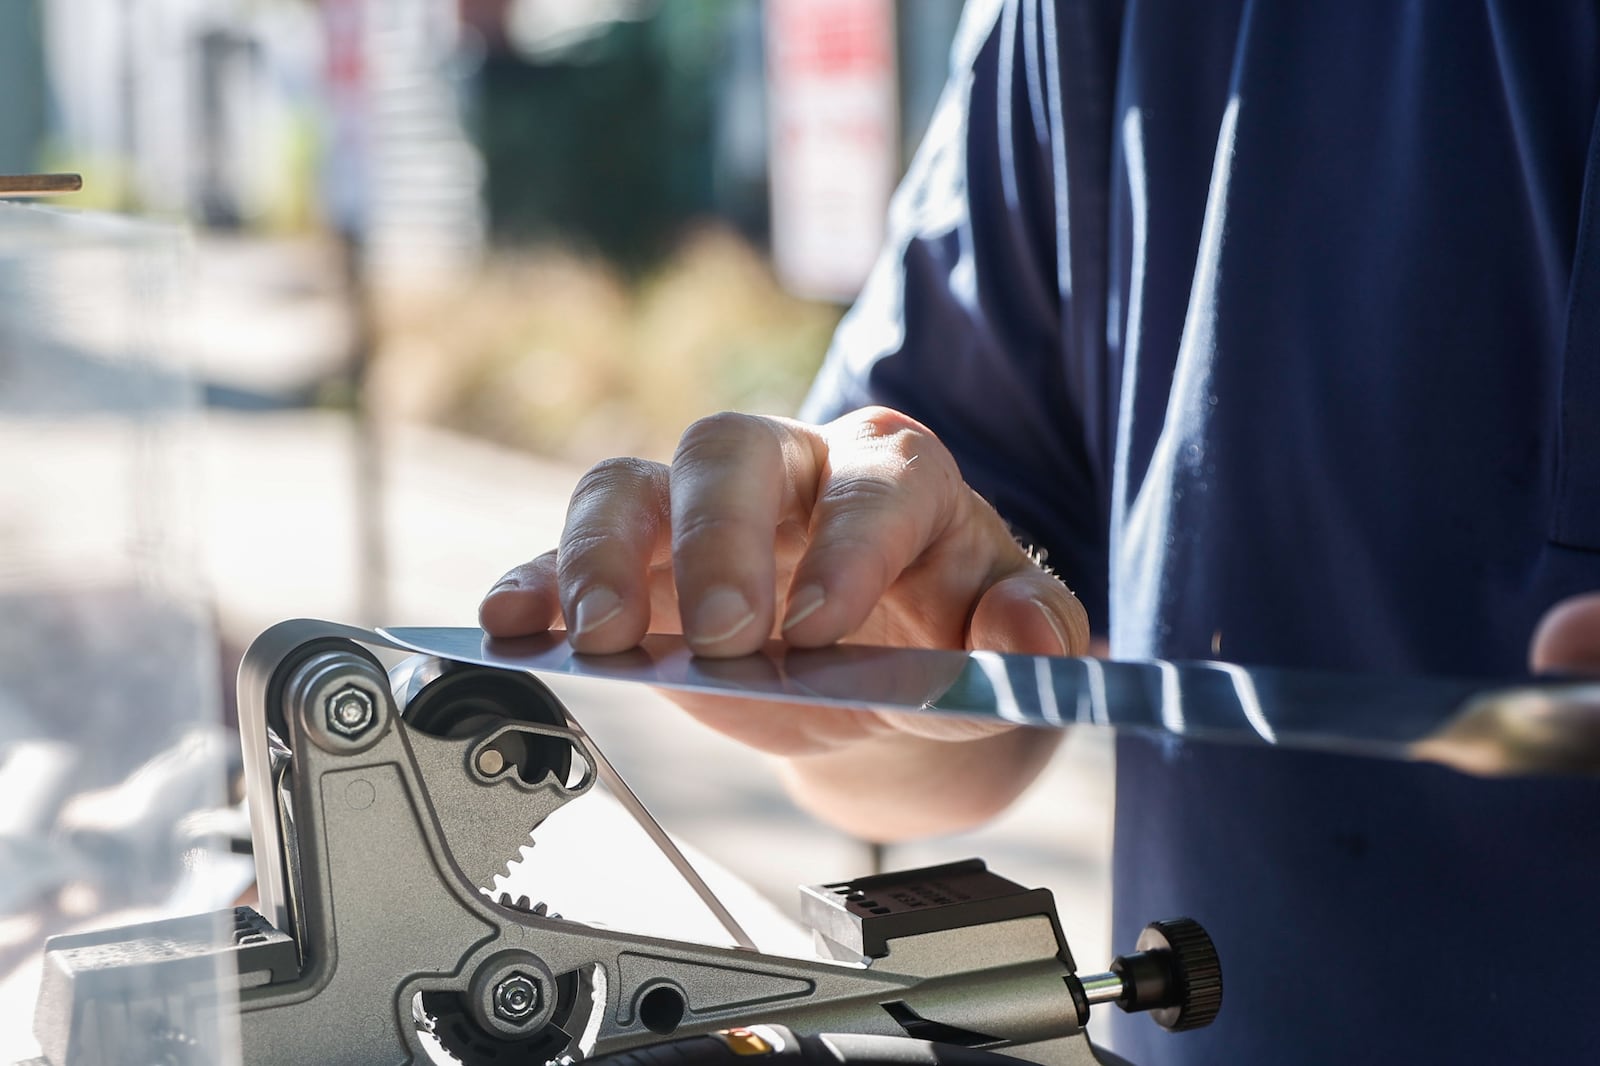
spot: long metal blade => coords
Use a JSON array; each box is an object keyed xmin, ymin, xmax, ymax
[{"xmin": 380, "ymin": 627, "xmax": 1600, "ymax": 778}]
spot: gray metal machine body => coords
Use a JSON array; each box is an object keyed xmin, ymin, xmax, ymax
[{"xmin": 30, "ymin": 620, "xmax": 1212, "ymax": 1066}]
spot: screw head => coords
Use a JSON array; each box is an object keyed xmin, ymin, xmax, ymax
[
  {"xmin": 325, "ymin": 685, "xmax": 376, "ymax": 739},
  {"xmin": 492, "ymin": 972, "xmax": 541, "ymax": 1023}
]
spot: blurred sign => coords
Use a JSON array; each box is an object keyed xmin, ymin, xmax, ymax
[
  {"xmin": 765, "ymin": 0, "xmax": 897, "ymax": 302},
  {"xmin": 327, "ymin": 0, "xmax": 485, "ymax": 286},
  {"xmin": 323, "ymin": 0, "xmax": 370, "ymax": 237}
]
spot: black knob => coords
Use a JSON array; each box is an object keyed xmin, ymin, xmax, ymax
[{"xmin": 1110, "ymin": 917, "xmax": 1223, "ymax": 1031}]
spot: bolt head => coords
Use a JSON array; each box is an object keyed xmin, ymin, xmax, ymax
[
  {"xmin": 325, "ymin": 685, "xmax": 376, "ymax": 739},
  {"xmin": 493, "ymin": 972, "xmax": 541, "ymax": 1023}
]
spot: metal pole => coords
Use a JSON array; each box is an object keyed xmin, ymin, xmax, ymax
[{"xmin": 340, "ymin": 232, "xmax": 389, "ymax": 625}]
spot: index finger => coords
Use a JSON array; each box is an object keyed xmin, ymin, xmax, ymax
[{"xmin": 555, "ymin": 457, "xmax": 672, "ymax": 652}]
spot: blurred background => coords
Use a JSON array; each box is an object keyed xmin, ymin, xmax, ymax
[
  {"xmin": 8, "ymin": 0, "xmax": 971, "ymax": 455},
  {"xmin": 0, "ymin": 1, "xmax": 1112, "ymax": 1059},
  {"xmin": 0, "ymin": 0, "xmax": 977, "ymax": 625}
]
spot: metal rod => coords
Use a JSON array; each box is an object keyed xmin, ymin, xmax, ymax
[
  {"xmin": 338, "ymin": 232, "xmax": 389, "ymax": 625},
  {"xmin": 0, "ymin": 174, "xmax": 83, "ymax": 197},
  {"xmin": 1078, "ymin": 971, "xmax": 1126, "ymax": 1006},
  {"xmin": 555, "ymin": 704, "xmax": 759, "ymax": 951}
]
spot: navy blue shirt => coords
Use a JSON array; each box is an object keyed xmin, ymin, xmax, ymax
[{"xmin": 802, "ymin": 2, "xmax": 1600, "ymax": 1061}]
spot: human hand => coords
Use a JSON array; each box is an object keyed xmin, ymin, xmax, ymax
[
  {"xmin": 1529, "ymin": 592, "xmax": 1600, "ymax": 675},
  {"xmin": 1416, "ymin": 593, "xmax": 1600, "ymax": 777},
  {"xmin": 478, "ymin": 407, "xmax": 1089, "ymax": 838},
  {"xmin": 480, "ymin": 406, "xmax": 1087, "ymax": 661}
]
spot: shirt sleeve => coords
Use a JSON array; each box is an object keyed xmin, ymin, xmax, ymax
[{"xmin": 800, "ymin": 0, "xmax": 1112, "ymax": 627}]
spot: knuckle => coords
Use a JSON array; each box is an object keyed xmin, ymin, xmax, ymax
[
  {"xmin": 818, "ymin": 470, "xmax": 903, "ymax": 510},
  {"xmin": 836, "ymin": 409, "xmax": 957, "ymax": 484},
  {"xmin": 670, "ymin": 510, "xmax": 749, "ymax": 553},
  {"xmin": 568, "ymin": 459, "xmax": 668, "ymax": 535},
  {"xmin": 674, "ymin": 412, "xmax": 774, "ymax": 467},
  {"xmin": 572, "ymin": 456, "xmax": 664, "ymax": 502},
  {"xmin": 555, "ymin": 530, "xmax": 617, "ymax": 576},
  {"xmin": 816, "ymin": 469, "xmax": 935, "ymax": 547},
  {"xmin": 845, "ymin": 406, "xmax": 939, "ymax": 455},
  {"xmin": 810, "ymin": 474, "xmax": 922, "ymax": 557},
  {"xmin": 810, "ymin": 529, "xmax": 898, "ymax": 590},
  {"xmin": 853, "ymin": 405, "xmax": 923, "ymax": 436}
]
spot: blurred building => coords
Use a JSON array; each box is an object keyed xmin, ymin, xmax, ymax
[
  {"xmin": 17, "ymin": 0, "xmax": 962, "ymax": 298},
  {"xmin": 336, "ymin": 0, "xmax": 486, "ymax": 286},
  {"xmin": 35, "ymin": 0, "xmax": 484, "ymax": 286},
  {"xmin": 461, "ymin": 0, "xmax": 962, "ymax": 292},
  {"xmin": 42, "ymin": 0, "xmax": 314, "ymax": 222},
  {"xmin": 0, "ymin": 3, "xmax": 49, "ymax": 174}
]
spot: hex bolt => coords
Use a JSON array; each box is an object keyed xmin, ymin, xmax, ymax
[
  {"xmin": 492, "ymin": 972, "xmax": 541, "ymax": 1023},
  {"xmin": 469, "ymin": 951, "xmax": 556, "ymax": 1038},
  {"xmin": 325, "ymin": 685, "xmax": 376, "ymax": 739}
]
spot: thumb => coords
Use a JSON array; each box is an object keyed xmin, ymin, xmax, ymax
[
  {"xmin": 876, "ymin": 570, "xmax": 1086, "ymax": 744},
  {"xmin": 1529, "ymin": 592, "xmax": 1600, "ymax": 675},
  {"xmin": 967, "ymin": 571, "xmax": 1091, "ymax": 657}
]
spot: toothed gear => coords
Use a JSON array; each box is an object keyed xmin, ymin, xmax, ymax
[
  {"xmin": 402, "ymin": 664, "xmax": 573, "ymax": 783},
  {"xmin": 494, "ymin": 892, "xmax": 557, "ymax": 919},
  {"xmin": 398, "ymin": 660, "xmax": 590, "ymax": 891},
  {"xmin": 427, "ymin": 896, "xmax": 588, "ymax": 1066}
]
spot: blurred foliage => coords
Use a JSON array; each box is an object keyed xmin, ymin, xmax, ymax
[
  {"xmin": 369, "ymin": 226, "xmax": 841, "ymax": 466},
  {"xmin": 476, "ymin": 3, "xmax": 736, "ymax": 272}
]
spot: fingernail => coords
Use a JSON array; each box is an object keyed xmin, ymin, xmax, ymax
[
  {"xmin": 781, "ymin": 584, "xmax": 826, "ymax": 632},
  {"xmin": 1032, "ymin": 598, "xmax": 1070, "ymax": 655},
  {"xmin": 571, "ymin": 587, "xmax": 624, "ymax": 636},
  {"xmin": 691, "ymin": 585, "xmax": 757, "ymax": 645}
]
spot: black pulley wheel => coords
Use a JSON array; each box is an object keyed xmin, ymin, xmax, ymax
[
  {"xmin": 401, "ymin": 662, "xmax": 573, "ymax": 785},
  {"xmin": 422, "ymin": 967, "xmax": 591, "ymax": 1066}
]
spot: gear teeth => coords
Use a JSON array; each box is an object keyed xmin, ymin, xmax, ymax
[
  {"xmin": 490, "ymin": 840, "xmax": 537, "ymax": 896},
  {"xmin": 492, "ymin": 892, "xmax": 558, "ymax": 920}
]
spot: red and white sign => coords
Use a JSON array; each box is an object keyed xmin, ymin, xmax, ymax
[
  {"xmin": 322, "ymin": 0, "xmax": 370, "ymax": 236},
  {"xmin": 766, "ymin": 0, "xmax": 898, "ymax": 302}
]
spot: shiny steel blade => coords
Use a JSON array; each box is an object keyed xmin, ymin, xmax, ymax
[{"xmin": 379, "ymin": 627, "xmax": 1600, "ymax": 777}]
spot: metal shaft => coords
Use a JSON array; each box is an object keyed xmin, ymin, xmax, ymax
[{"xmin": 1077, "ymin": 971, "xmax": 1125, "ymax": 1006}]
